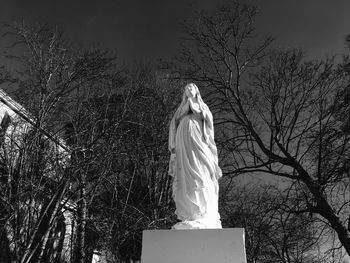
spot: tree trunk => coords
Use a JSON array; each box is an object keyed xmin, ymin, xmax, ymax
[
  {"xmin": 21, "ymin": 179, "xmax": 70, "ymax": 263},
  {"xmin": 76, "ymin": 178, "xmax": 87, "ymax": 263},
  {"xmin": 299, "ymin": 168, "xmax": 350, "ymax": 255},
  {"xmin": 317, "ymin": 197, "xmax": 350, "ymax": 255}
]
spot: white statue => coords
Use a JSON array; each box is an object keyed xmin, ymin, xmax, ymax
[{"xmin": 168, "ymin": 83, "xmax": 222, "ymax": 229}]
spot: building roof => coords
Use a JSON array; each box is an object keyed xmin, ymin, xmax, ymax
[{"xmin": 0, "ymin": 88, "xmax": 69, "ymax": 152}]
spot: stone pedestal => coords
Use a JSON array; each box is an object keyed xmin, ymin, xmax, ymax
[{"xmin": 141, "ymin": 228, "xmax": 246, "ymax": 263}]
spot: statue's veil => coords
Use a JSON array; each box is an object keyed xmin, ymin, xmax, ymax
[{"xmin": 168, "ymin": 83, "xmax": 222, "ymax": 179}]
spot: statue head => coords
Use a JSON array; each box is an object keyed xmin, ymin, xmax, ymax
[
  {"xmin": 176, "ymin": 83, "xmax": 206, "ymax": 115},
  {"xmin": 173, "ymin": 83, "xmax": 207, "ymax": 123},
  {"xmin": 184, "ymin": 83, "xmax": 199, "ymax": 99},
  {"xmin": 182, "ymin": 83, "xmax": 202, "ymax": 102}
]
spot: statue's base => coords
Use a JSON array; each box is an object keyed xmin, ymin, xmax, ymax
[{"xmin": 141, "ymin": 228, "xmax": 247, "ymax": 263}]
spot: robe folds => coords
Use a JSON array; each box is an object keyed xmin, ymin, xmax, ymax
[{"xmin": 168, "ymin": 103, "xmax": 222, "ymax": 229}]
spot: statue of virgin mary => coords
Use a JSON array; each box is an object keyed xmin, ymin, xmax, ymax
[{"xmin": 168, "ymin": 83, "xmax": 222, "ymax": 229}]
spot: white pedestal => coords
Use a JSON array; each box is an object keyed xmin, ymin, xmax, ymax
[{"xmin": 141, "ymin": 228, "xmax": 247, "ymax": 263}]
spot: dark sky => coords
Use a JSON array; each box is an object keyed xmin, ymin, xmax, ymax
[{"xmin": 1, "ymin": 0, "xmax": 350, "ymax": 63}]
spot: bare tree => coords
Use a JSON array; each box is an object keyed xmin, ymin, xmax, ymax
[
  {"xmin": 62, "ymin": 65, "xmax": 182, "ymax": 262},
  {"xmin": 63, "ymin": 85, "xmax": 130, "ymax": 263},
  {"xmin": 0, "ymin": 22, "xmax": 124, "ymax": 263},
  {"xmin": 0, "ymin": 22, "xmax": 183, "ymax": 263},
  {"xmin": 178, "ymin": 2, "xmax": 350, "ymax": 256},
  {"xmin": 94, "ymin": 66, "xmax": 181, "ymax": 262},
  {"xmin": 220, "ymin": 182, "xmax": 330, "ymax": 263}
]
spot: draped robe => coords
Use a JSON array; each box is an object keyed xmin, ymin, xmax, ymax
[{"xmin": 168, "ymin": 102, "xmax": 222, "ymax": 229}]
